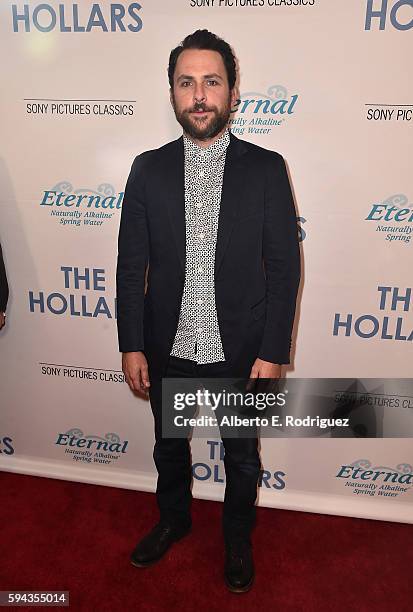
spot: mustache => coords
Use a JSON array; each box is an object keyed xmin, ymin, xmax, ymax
[{"xmin": 186, "ymin": 103, "xmax": 216, "ymax": 113}]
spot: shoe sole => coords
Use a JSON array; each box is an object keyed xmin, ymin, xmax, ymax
[
  {"xmin": 224, "ymin": 575, "xmax": 254, "ymax": 593},
  {"xmin": 130, "ymin": 529, "xmax": 191, "ymax": 568}
]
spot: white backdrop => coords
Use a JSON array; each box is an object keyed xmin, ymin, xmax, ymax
[{"xmin": 1, "ymin": 0, "xmax": 412, "ymax": 524}]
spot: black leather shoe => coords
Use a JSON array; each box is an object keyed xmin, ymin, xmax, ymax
[
  {"xmin": 130, "ymin": 522, "xmax": 191, "ymax": 568},
  {"xmin": 224, "ymin": 540, "xmax": 254, "ymax": 593}
]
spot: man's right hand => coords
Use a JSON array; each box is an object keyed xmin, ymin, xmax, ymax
[{"xmin": 122, "ymin": 351, "xmax": 150, "ymax": 394}]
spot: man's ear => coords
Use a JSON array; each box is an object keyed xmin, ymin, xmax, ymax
[
  {"xmin": 169, "ymin": 87, "xmax": 174, "ymax": 107},
  {"xmin": 230, "ymin": 86, "xmax": 239, "ymax": 109}
]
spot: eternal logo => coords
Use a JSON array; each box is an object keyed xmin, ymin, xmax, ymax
[
  {"xmin": 365, "ymin": 194, "xmax": 412, "ymax": 244},
  {"xmin": 12, "ymin": 3, "xmax": 143, "ymax": 33},
  {"xmin": 229, "ymin": 85, "xmax": 298, "ymax": 136},
  {"xmin": 56, "ymin": 429, "xmax": 129, "ymax": 465},
  {"xmin": 336, "ymin": 460, "xmax": 413, "ymax": 498},
  {"xmin": 365, "ymin": 0, "xmax": 413, "ymax": 31},
  {"xmin": 41, "ymin": 182, "xmax": 123, "ymax": 228}
]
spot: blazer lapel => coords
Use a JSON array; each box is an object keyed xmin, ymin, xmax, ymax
[
  {"xmin": 164, "ymin": 136, "xmax": 186, "ymax": 275},
  {"xmin": 164, "ymin": 131, "xmax": 248, "ymax": 277},
  {"xmin": 214, "ymin": 132, "xmax": 248, "ymax": 277}
]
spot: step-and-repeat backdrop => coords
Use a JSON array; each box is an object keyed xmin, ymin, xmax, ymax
[{"xmin": 0, "ymin": 1, "xmax": 412, "ymax": 524}]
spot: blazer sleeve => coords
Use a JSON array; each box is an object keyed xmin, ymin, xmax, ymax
[
  {"xmin": 258, "ymin": 153, "xmax": 301, "ymax": 365},
  {"xmin": 116, "ymin": 154, "xmax": 149, "ymax": 353},
  {"xmin": 0, "ymin": 242, "xmax": 9, "ymax": 312}
]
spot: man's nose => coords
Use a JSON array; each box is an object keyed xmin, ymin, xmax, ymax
[{"xmin": 193, "ymin": 83, "xmax": 206, "ymax": 103}]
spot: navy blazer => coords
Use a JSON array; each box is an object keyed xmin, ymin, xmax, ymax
[{"xmin": 116, "ymin": 131, "xmax": 301, "ymax": 378}]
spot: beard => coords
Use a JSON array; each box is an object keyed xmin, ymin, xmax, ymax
[{"xmin": 171, "ymin": 93, "xmax": 231, "ymax": 141}]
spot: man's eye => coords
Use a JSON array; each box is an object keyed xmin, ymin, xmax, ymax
[
  {"xmin": 181, "ymin": 81, "xmax": 192, "ymax": 87},
  {"xmin": 207, "ymin": 80, "xmax": 218, "ymax": 86}
]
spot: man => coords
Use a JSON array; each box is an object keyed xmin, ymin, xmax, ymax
[
  {"xmin": 0, "ymin": 242, "xmax": 8, "ymax": 331},
  {"xmin": 116, "ymin": 29, "xmax": 300, "ymax": 592}
]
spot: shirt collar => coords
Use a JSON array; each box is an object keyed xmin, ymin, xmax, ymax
[{"xmin": 183, "ymin": 128, "xmax": 230, "ymax": 163}]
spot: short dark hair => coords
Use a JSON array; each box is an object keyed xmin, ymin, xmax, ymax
[{"xmin": 168, "ymin": 29, "xmax": 236, "ymax": 90}]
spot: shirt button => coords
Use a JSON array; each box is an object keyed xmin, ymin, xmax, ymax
[
  {"xmin": 197, "ymin": 299, "xmax": 203, "ymax": 305},
  {"xmin": 197, "ymin": 327, "xmax": 203, "ymax": 333},
  {"xmin": 199, "ymin": 170, "xmax": 205, "ymax": 177},
  {"xmin": 198, "ymin": 266, "xmax": 204, "ymax": 273},
  {"xmin": 196, "ymin": 202, "xmax": 203, "ymax": 208},
  {"xmin": 198, "ymin": 233, "xmax": 205, "ymax": 239}
]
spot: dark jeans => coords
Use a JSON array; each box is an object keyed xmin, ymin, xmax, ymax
[{"xmin": 148, "ymin": 354, "xmax": 261, "ymax": 545}]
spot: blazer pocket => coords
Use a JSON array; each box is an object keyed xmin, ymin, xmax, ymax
[{"xmin": 251, "ymin": 297, "xmax": 266, "ymax": 320}]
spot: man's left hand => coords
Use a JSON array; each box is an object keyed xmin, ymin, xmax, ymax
[{"xmin": 246, "ymin": 358, "xmax": 281, "ymax": 391}]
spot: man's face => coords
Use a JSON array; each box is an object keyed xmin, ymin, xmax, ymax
[{"xmin": 170, "ymin": 48, "xmax": 236, "ymax": 141}]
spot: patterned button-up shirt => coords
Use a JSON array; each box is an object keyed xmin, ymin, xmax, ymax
[{"xmin": 169, "ymin": 128, "xmax": 230, "ymax": 363}]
